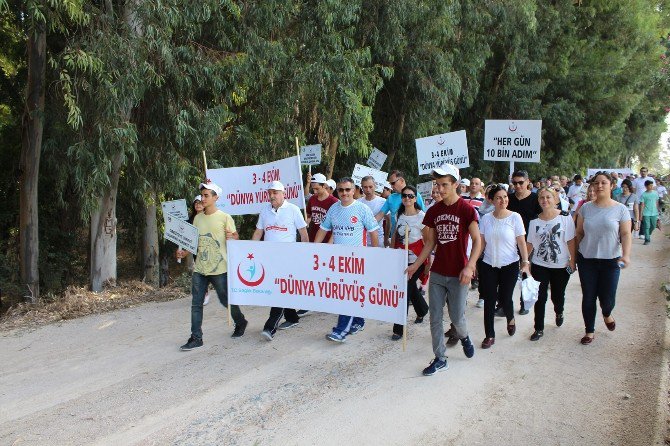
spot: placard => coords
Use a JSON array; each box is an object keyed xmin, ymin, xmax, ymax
[
  {"xmin": 300, "ymin": 144, "xmax": 322, "ymax": 165},
  {"xmin": 206, "ymin": 156, "xmax": 305, "ymax": 215},
  {"xmin": 417, "ymin": 181, "xmax": 434, "ymax": 202},
  {"xmin": 484, "ymin": 120, "xmax": 542, "ymax": 163},
  {"xmin": 161, "ymin": 199, "xmax": 188, "ymax": 221},
  {"xmin": 415, "ymin": 130, "xmax": 469, "ymax": 175},
  {"xmin": 351, "ymin": 164, "xmax": 388, "ymax": 193},
  {"xmin": 164, "ymin": 215, "xmax": 199, "ymax": 255},
  {"xmin": 228, "ymin": 240, "xmax": 408, "ymax": 324},
  {"xmin": 367, "ymin": 148, "xmax": 387, "ymax": 170}
]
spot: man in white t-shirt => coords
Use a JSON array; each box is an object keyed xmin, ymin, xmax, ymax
[
  {"xmin": 567, "ymin": 175, "xmax": 584, "ymax": 212},
  {"xmin": 358, "ymin": 175, "xmax": 387, "ymax": 247},
  {"xmin": 252, "ymin": 181, "xmax": 309, "ymax": 340},
  {"xmin": 633, "ymin": 167, "xmax": 655, "ymax": 195}
]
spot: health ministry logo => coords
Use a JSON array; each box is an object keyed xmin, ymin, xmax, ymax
[{"xmin": 236, "ymin": 253, "xmax": 266, "ymax": 287}]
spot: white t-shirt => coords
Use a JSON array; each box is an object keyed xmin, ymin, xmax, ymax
[
  {"xmin": 527, "ymin": 214, "xmax": 575, "ymax": 268},
  {"xmin": 256, "ymin": 201, "xmax": 307, "ymax": 242},
  {"xmin": 480, "ymin": 212, "xmax": 525, "ymax": 267},
  {"xmin": 395, "ymin": 212, "xmax": 425, "ymax": 263},
  {"xmin": 657, "ymin": 185, "xmax": 667, "ymax": 199},
  {"xmin": 320, "ymin": 200, "xmax": 379, "ymax": 246},
  {"xmin": 358, "ymin": 196, "xmax": 386, "ymax": 246},
  {"xmin": 567, "ymin": 183, "xmax": 584, "ymax": 204},
  {"xmin": 633, "ymin": 176, "xmax": 655, "ymax": 195}
]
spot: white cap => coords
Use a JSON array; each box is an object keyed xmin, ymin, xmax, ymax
[
  {"xmin": 311, "ymin": 173, "xmax": 327, "ymax": 184},
  {"xmin": 199, "ymin": 181, "xmax": 223, "ymax": 197},
  {"xmin": 460, "ymin": 178, "xmax": 470, "ymax": 187},
  {"xmin": 193, "ymin": 195, "xmax": 202, "ymax": 203},
  {"xmin": 325, "ymin": 179, "xmax": 336, "ymax": 190},
  {"xmin": 383, "ymin": 181, "xmax": 392, "ymax": 190},
  {"xmin": 432, "ymin": 164, "xmax": 460, "ymax": 182},
  {"xmin": 267, "ymin": 180, "xmax": 285, "ymax": 191}
]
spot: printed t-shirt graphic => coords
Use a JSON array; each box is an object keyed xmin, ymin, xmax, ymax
[
  {"xmin": 192, "ymin": 210, "xmax": 236, "ymax": 275},
  {"xmin": 307, "ymin": 194, "xmax": 338, "ymax": 242},
  {"xmin": 320, "ymin": 200, "xmax": 380, "ymax": 246},
  {"xmin": 422, "ymin": 198, "xmax": 478, "ymax": 277}
]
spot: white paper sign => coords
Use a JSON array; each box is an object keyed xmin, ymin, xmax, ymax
[
  {"xmin": 367, "ymin": 148, "xmax": 387, "ymax": 170},
  {"xmin": 164, "ymin": 215, "xmax": 199, "ymax": 255},
  {"xmin": 587, "ymin": 168, "xmax": 632, "ymax": 179},
  {"xmin": 161, "ymin": 199, "xmax": 188, "ymax": 221},
  {"xmin": 351, "ymin": 164, "xmax": 388, "ymax": 193},
  {"xmin": 206, "ymin": 156, "xmax": 305, "ymax": 215},
  {"xmin": 300, "ymin": 144, "xmax": 322, "ymax": 165},
  {"xmin": 228, "ymin": 240, "xmax": 408, "ymax": 324},
  {"xmin": 484, "ymin": 120, "xmax": 542, "ymax": 163},
  {"xmin": 417, "ymin": 181, "xmax": 434, "ymax": 202},
  {"xmin": 415, "ymin": 130, "xmax": 469, "ymax": 175}
]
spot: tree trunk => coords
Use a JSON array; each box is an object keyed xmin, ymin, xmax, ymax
[
  {"xmin": 326, "ymin": 133, "xmax": 340, "ymax": 179},
  {"xmin": 141, "ymin": 189, "xmax": 159, "ymax": 286},
  {"xmin": 90, "ymin": 151, "xmax": 123, "ymax": 292},
  {"xmin": 19, "ymin": 20, "xmax": 47, "ymax": 303}
]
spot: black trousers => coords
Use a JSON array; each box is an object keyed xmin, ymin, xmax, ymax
[
  {"xmin": 393, "ymin": 264, "xmax": 429, "ymax": 335},
  {"xmin": 480, "ymin": 261, "xmax": 519, "ymax": 338},
  {"xmin": 263, "ymin": 308, "xmax": 300, "ymax": 335},
  {"xmin": 530, "ymin": 263, "xmax": 570, "ymax": 331}
]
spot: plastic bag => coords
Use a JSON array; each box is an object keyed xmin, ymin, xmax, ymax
[{"xmin": 521, "ymin": 274, "xmax": 541, "ymax": 309}]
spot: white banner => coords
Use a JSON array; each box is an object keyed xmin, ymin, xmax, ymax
[
  {"xmin": 227, "ymin": 240, "xmax": 408, "ymax": 325},
  {"xmin": 300, "ymin": 144, "xmax": 322, "ymax": 165},
  {"xmin": 161, "ymin": 199, "xmax": 188, "ymax": 221},
  {"xmin": 351, "ymin": 164, "xmax": 388, "ymax": 193},
  {"xmin": 206, "ymin": 156, "xmax": 305, "ymax": 215},
  {"xmin": 415, "ymin": 130, "xmax": 469, "ymax": 174},
  {"xmin": 417, "ymin": 181, "xmax": 434, "ymax": 202},
  {"xmin": 164, "ymin": 215, "xmax": 199, "ymax": 254},
  {"xmin": 484, "ymin": 120, "xmax": 542, "ymax": 163},
  {"xmin": 587, "ymin": 168, "xmax": 632, "ymax": 178},
  {"xmin": 367, "ymin": 148, "xmax": 387, "ymax": 170}
]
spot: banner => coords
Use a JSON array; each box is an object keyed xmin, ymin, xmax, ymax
[
  {"xmin": 164, "ymin": 215, "xmax": 199, "ymax": 254},
  {"xmin": 227, "ymin": 240, "xmax": 408, "ymax": 325},
  {"xmin": 484, "ymin": 120, "xmax": 542, "ymax": 163},
  {"xmin": 415, "ymin": 130, "xmax": 469, "ymax": 174},
  {"xmin": 300, "ymin": 144, "xmax": 322, "ymax": 165},
  {"xmin": 586, "ymin": 168, "xmax": 631, "ymax": 178},
  {"xmin": 351, "ymin": 164, "xmax": 388, "ymax": 193},
  {"xmin": 206, "ymin": 156, "xmax": 305, "ymax": 215},
  {"xmin": 417, "ymin": 181, "xmax": 434, "ymax": 202},
  {"xmin": 366, "ymin": 147, "xmax": 387, "ymax": 170},
  {"xmin": 161, "ymin": 199, "xmax": 188, "ymax": 221}
]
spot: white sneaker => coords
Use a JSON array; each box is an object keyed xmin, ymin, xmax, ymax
[
  {"xmin": 476, "ymin": 299, "xmax": 484, "ymax": 308},
  {"xmin": 203, "ymin": 292, "xmax": 210, "ymax": 306}
]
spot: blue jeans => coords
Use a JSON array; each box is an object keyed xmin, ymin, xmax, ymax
[
  {"xmin": 191, "ymin": 272, "xmax": 245, "ymax": 339},
  {"xmin": 577, "ymin": 253, "xmax": 620, "ymax": 333},
  {"xmin": 333, "ymin": 315, "xmax": 365, "ymax": 336}
]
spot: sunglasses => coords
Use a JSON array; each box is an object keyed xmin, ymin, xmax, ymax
[
  {"xmin": 512, "ymin": 180, "xmax": 526, "ymax": 186},
  {"xmin": 389, "ymin": 180, "xmax": 398, "ymax": 185},
  {"xmin": 337, "ymin": 187, "xmax": 352, "ymax": 192},
  {"xmin": 401, "ymin": 193, "xmax": 415, "ymax": 199}
]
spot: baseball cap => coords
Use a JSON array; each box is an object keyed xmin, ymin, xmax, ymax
[
  {"xmin": 432, "ymin": 164, "xmax": 460, "ymax": 182},
  {"xmin": 267, "ymin": 180, "xmax": 285, "ymax": 191},
  {"xmin": 383, "ymin": 181, "xmax": 392, "ymax": 190},
  {"xmin": 460, "ymin": 178, "xmax": 470, "ymax": 187},
  {"xmin": 311, "ymin": 173, "xmax": 327, "ymax": 184},
  {"xmin": 326, "ymin": 179, "xmax": 336, "ymax": 190},
  {"xmin": 199, "ymin": 180, "xmax": 222, "ymax": 196},
  {"xmin": 193, "ymin": 195, "xmax": 202, "ymax": 203}
]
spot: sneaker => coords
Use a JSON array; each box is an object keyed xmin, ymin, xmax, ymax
[
  {"xmin": 519, "ymin": 308, "xmax": 529, "ymax": 315},
  {"xmin": 643, "ymin": 240, "xmax": 650, "ymax": 245},
  {"xmin": 495, "ymin": 307, "xmax": 505, "ymax": 317},
  {"xmin": 231, "ymin": 319, "xmax": 248, "ymax": 338},
  {"xmin": 278, "ymin": 321, "xmax": 299, "ymax": 330},
  {"xmin": 203, "ymin": 292, "xmax": 210, "ymax": 306},
  {"xmin": 261, "ymin": 329, "xmax": 274, "ymax": 341},
  {"xmin": 180, "ymin": 336, "xmax": 203, "ymax": 351},
  {"xmin": 391, "ymin": 333, "xmax": 402, "ymax": 341},
  {"xmin": 348, "ymin": 323, "xmax": 365, "ymax": 334},
  {"xmin": 422, "ymin": 357, "xmax": 449, "ymax": 376},
  {"xmin": 461, "ymin": 336, "xmax": 475, "ymax": 358},
  {"xmin": 556, "ymin": 313, "xmax": 564, "ymax": 327},
  {"xmin": 476, "ymin": 299, "xmax": 484, "ymax": 308},
  {"xmin": 296, "ymin": 309, "xmax": 310, "ymax": 317},
  {"xmin": 326, "ymin": 332, "xmax": 346, "ymax": 343},
  {"xmin": 414, "ymin": 316, "xmax": 424, "ymax": 324},
  {"xmin": 530, "ymin": 330, "xmax": 543, "ymax": 341}
]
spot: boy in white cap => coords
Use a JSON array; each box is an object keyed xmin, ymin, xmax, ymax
[
  {"xmin": 407, "ymin": 165, "xmax": 481, "ymax": 375},
  {"xmin": 306, "ymin": 173, "xmax": 338, "ymax": 242},
  {"xmin": 177, "ymin": 180, "xmax": 247, "ymax": 350},
  {"xmin": 252, "ymin": 181, "xmax": 309, "ymax": 339}
]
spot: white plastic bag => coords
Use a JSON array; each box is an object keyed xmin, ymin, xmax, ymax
[{"xmin": 521, "ymin": 275, "xmax": 541, "ymax": 309}]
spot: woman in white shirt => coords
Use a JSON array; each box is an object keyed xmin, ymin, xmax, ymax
[
  {"xmin": 526, "ymin": 187, "xmax": 576, "ymax": 341},
  {"xmin": 390, "ymin": 185, "xmax": 429, "ymax": 340},
  {"xmin": 479, "ymin": 185, "xmax": 531, "ymax": 349}
]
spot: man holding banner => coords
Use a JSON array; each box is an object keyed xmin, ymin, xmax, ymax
[
  {"xmin": 252, "ymin": 181, "xmax": 309, "ymax": 340},
  {"xmin": 177, "ymin": 181, "xmax": 247, "ymax": 351},
  {"xmin": 315, "ymin": 177, "xmax": 380, "ymax": 342}
]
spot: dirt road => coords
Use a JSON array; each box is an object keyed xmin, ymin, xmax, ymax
[{"xmin": 1, "ymin": 233, "xmax": 668, "ymax": 446}]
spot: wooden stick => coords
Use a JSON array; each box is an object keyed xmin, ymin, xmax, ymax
[
  {"xmin": 403, "ymin": 225, "xmax": 409, "ymax": 352},
  {"xmin": 296, "ymin": 137, "xmax": 308, "ymax": 221},
  {"xmin": 202, "ymin": 150, "xmax": 208, "ymax": 175}
]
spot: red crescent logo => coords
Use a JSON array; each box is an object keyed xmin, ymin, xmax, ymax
[
  {"xmin": 351, "ymin": 216, "xmax": 358, "ymax": 223},
  {"xmin": 509, "ymin": 123, "xmax": 518, "ymax": 132},
  {"xmin": 237, "ymin": 264, "xmax": 266, "ymax": 287},
  {"xmin": 437, "ymin": 136, "xmax": 445, "ymax": 145}
]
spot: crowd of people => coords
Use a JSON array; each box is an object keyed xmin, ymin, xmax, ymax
[{"xmin": 175, "ymin": 164, "xmax": 666, "ymax": 376}]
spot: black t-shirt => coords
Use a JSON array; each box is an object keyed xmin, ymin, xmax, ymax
[{"xmin": 507, "ymin": 192, "xmax": 542, "ymax": 235}]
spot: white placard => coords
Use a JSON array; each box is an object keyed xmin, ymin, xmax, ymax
[
  {"xmin": 416, "ymin": 181, "xmax": 434, "ymax": 202},
  {"xmin": 228, "ymin": 240, "xmax": 408, "ymax": 324},
  {"xmin": 367, "ymin": 147, "xmax": 387, "ymax": 170},
  {"xmin": 586, "ymin": 168, "xmax": 632, "ymax": 179},
  {"xmin": 351, "ymin": 164, "xmax": 388, "ymax": 193},
  {"xmin": 161, "ymin": 199, "xmax": 188, "ymax": 221},
  {"xmin": 300, "ymin": 144, "xmax": 322, "ymax": 165},
  {"xmin": 415, "ymin": 130, "xmax": 469, "ymax": 175},
  {"xmin": 484, "ymin": 120, "xmax": 542, "ymax": 163},
  {"xmin": 206, "ymin": 156, "xmax": 305, "ymax": 215},
  {"xmin": 164, "ymin": 215, "xmax": 199, "ymax": 255}
]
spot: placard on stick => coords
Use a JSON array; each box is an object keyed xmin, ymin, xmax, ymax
[
  {"xmin": 161, "ymin": 199, "xmax": 188, "ymax": 221},
  {"xmin": 351, "ymin": 164, "xmax": 388, "ymax": 193},
  {"xmin": 367, "ymin": 148, "xmax": 387, "ymax": 170},
  {"xmin": 415, "ymin": 130, "xmax": 469, "ymax": 175},
  {"xmin": 300, "ymin": 144, "xmax": 322, "ymax": 165},
  {"xmin": 484, "ymin": 120, "xmax": 542, "ymax": 163},
  {"xmin": 164, "ymin": 215, "xmax": 199, "ymax": 255}
]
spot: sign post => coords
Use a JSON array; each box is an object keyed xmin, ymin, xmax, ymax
[
  {"xmin": 367, "ymin": 148, "xmax": 387, "ymax": 170},
  {"xmin": 484, "ymin": 120, "xmax": 542, "ymax": 179},
  {"xmin": 415, "ymin": 130, "xmax": 469, "ymax": 175},
  {"xmin": 351, "ymin": 164, "xmax": 388, "ymax": 193}
]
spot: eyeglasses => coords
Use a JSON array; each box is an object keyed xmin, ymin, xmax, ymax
[
  {"xmin": 401, "ymin": 193, "xmax": 415, "ymax": 199},
  {"xmin": 512, "ymin": 181, "xmax": 526, "ymax": 186},
  {"xmin": 389, "ymin": 180, "xmax": 398, "ymax": 185},
  {"xmin": 337, "ymin": 187, "xmax": 352, "ymax": 192}
]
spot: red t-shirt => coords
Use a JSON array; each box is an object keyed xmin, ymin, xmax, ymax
[
  {"xmin": 307, "ymin": 194, "xmax": 338, "ymax": 242},
  {"xmin": 423, "ymin": 198, "xmax": 478, "ymax": 277}
]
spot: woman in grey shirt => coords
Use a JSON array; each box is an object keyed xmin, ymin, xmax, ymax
[
  {"xmin": 575, "ymin": 172, "xmax": 632, "ymax": 345},
  {"xmin": 615, "ymin": 178, "xmax": 640, "ymax": 234}
]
